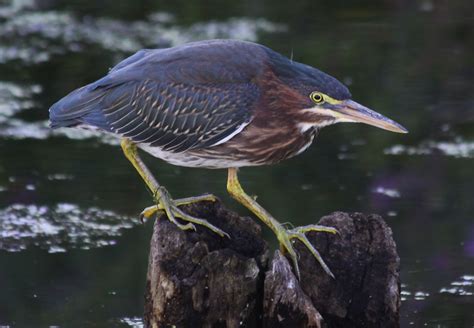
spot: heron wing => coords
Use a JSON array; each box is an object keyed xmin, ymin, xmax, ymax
[
  {"xmin": 99, "ymin": 79, "xmax": 258, "ymax": 152},
  {"xmin": 50, "ymin": 42, "xmax": 266, "ymax": 152}
]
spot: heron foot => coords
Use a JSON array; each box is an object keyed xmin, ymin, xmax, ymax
[
  {"xmin": 277, "ymin": 223, "xmax": 338, "ymax": 279},
  {"xmin": 141, "ymin": 191, "xmax": 228, "ymax": 238},
  {"xmin": 226, "ymin": 167, "xmax": 337, "ymax": 279},
  {"xmin": 140, "ymin": 193, "xmax": 217, "ymax": 221}
]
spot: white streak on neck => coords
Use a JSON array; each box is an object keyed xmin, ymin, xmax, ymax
[{"xmin": 297, "ymin": 120, "xmax": 334, "ymax": 133}]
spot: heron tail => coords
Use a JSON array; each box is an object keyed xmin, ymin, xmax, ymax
[{"xmin": 48, "ymin": 82, "xmax": 111, "ymax": 131}]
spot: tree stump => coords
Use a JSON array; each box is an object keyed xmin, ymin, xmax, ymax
[
  {"xmin": 264, "ymin": 212, "xmax": 400, "ymax": 328},
  {"xmin": 144, "ymin": 201, "xmax": 400, "ymax": 328},
  {"xmin": 144, "ymin": 200, "xmax": 268, "ymax": 328}
]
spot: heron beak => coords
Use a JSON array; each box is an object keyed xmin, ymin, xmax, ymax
[{"xmin": 329, "ymin": 99, "xmax": 408, "ymax": 133}]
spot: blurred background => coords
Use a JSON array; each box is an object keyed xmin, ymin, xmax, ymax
[{"xmin": 0, "ymin": 0, "xmax": 472, "ymax": 326}]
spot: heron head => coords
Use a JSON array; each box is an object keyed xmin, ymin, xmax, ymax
[
  {"xmin": 267, "ymin": 50, "xmax": 408, "ymax": 134},
  {"xmin": 299, "ymin": 91, "xmax": 408, "ymax": 134}
]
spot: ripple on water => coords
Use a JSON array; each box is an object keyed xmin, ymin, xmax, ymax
[
  {"xmin": 0, "ymin": 203, "xmax": 138, "ymax": 253},
  {"xmin": 0, "ymin": 82, "xmax": 42, "ymax": 117},
  {"xmin": 0, "ymin": 2, "xmax": 286, "ymax": 65},
  {"xmin": 46, "ymin": 173, "xmax": 74, "ymax": 181},
  {"xmin": 372, "ymin": 186, "xmax": 401, "ymax": 198},
  {"xmin": 439, "ymin": 275, "xmax": 474, "ymax": 296},
  {"xmin": 119, "ymin": 317, "xmax": 144, "ymax": 328},
  {"xmin": 401, "ymin": 276, "xmax": 474, "ymax": 302},
  {"xmin": 385, "ymin": 139, "xmax": 474, "ymax": 159}
]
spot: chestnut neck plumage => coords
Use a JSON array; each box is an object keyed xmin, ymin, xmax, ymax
[{"xmin": 188, "ymin": 68, "xmax": 322, "ymax": 167}]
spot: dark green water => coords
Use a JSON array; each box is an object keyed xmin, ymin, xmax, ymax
[{"xmin": 0, "ymin": 0, "xmax": 473, "ymax": 326}]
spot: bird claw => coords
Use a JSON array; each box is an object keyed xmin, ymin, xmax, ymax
[
  {"xmin": 139, "ymin": 205, "xmax": 164, "ymax": 223},
  {"xmin": 172, "ymin": 219, "xmax": 196, "ymax": 232},
  {"xmin": 139, "ymin": 193, "xmax": 218, "ymax": 223},
  {"xmin": 278, "ymin": 223, "xmax": 338, "ymax": 279},
  {"xmin": 173, "ymin": 207, "xmax": 230, "ymax": 238},
  {"xmin": 138, "ymin": 193, "xmax": 229, "ymax": 238}
]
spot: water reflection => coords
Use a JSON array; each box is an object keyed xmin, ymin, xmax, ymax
[
  {"xmin": 0, "ymin": 1, "xmax": 284, "ymax": 65},
  {"xmin": 119, "ymin": 317, "xmax": 144, "ymax": 328},
  {"xmin": 0, "ymin": 203, "xmax": 137, "ymax": 252},
  {"xmin": 400, "ymin": 276, "xmax": 474, "ymax": 302},
  {"xmin": 386, "ymin": 140, "xmax": 474, "ymax": 159},
  {"xmin": 440, "ymin": 275, "xmax": 474, "ymax": 297},
  {"xmin": 0, "ymin": 82, "xmax": 42, "ymax": 118},
  {"xmin": 372, "ymin": 186, "xmax": 401, "ymax": 198}
]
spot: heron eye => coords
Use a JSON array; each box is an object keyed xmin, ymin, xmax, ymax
[{"xmin": 310, "ymin": 92, "xmax": 324, "ymax": 104}]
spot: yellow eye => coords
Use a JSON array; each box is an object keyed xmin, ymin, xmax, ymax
[{"xmin": 310, "ymin": 92, "xmax": 324, "ymax": 104}]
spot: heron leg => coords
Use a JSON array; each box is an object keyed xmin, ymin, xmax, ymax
[
  {"xmin": 120, "ymin": 138, "xmax": 228, "ymax": 238},
  {"xmin": 226, "ymin": 167, "xmax": 337, "ymax": 279}
]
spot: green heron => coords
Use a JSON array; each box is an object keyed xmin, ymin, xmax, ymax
[{"xmin": 49, "ymin": 39, "xmax": 407, "ymax": 278}]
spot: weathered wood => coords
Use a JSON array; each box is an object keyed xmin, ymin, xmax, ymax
[
  {"xmin": 144, "ymin": 200, "xmax": 268, "ymax": 328},
  {"xmin": 144, "ymin": 202, "xmax": 400, "ymax": 328},
  {"xmin": 263, "ymin": 251, "xmax": 323, "ymax": 328},
  {"xmin": 265, "ymin": 212, "xmax": 400, "ymax": 328}
]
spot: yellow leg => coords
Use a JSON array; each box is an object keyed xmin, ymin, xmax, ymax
[
  {"xmin": 227, "ymin": 168, "xmax": 337, "ymax": 279},
  {"xmin": 120, "ymin": 138, "xmax": 228, "ymax": 238}
]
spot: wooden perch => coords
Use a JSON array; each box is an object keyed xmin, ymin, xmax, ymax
[{"xmin": 144, "ymin": 200, "xmax": 400, "ymax": 328}]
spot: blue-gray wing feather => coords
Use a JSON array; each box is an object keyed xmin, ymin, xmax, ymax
[
  {"xmin": 100, "ymin": 79, "xmax": 258, "ymax": 152},
  {"xmin": 49, "ymin": 40, "xmax": 266, "ymax": 152}
]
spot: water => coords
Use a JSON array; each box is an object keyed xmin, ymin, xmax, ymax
[{"xmin": 0, "ymin": 0, "xmax": 472, "ymax": 326}]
